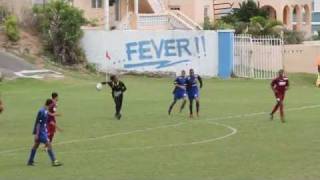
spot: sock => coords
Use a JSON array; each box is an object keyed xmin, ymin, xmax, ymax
[
  {"xmin": 196, "ymin": 101, "xmax": 200, "ymax": 114},
  {"xmin": 189, "ymin": 100, "xmax": 193, "ymax": 115},
  {"xmin": 28, "ymin": 149, "xmax": 37, "ymax": 163},
  {"xmin": 47, "ymin": 149, "xmax": 56, "ymax": 162}
]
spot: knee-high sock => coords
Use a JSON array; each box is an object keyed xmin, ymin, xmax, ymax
[
  {"xmin": 189, "ymin": 99, "xmax": 194, "ymax": 115},
  {"xmin": 28, "ymin": 148, "xmax": 37, "ymax": 163},
  {"xmin": 196, "ymin": 101, "xmax": 200, "ymax": 114},
  {"xmin": 271, "ymin": 102, "xmax": 280, "ymax": 114},
  {"xmin": 47, "ymin": 149, "xmax": 56, "ymax": 162}
]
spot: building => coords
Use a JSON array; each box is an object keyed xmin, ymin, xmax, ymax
[
  {"xmin": 312, "ymin": 0, "xmax": 320, "ymax": 34},
  {"xmin": 0, "ymin": 0, "xmax": 214, "ymax": 30},
  {"xmin": 72, "ymin": 0, "xmax": 214, "ymax": 30},
  {"xmin": 215, "ymin": 0, "xmax": 313, "ymax": 35}
]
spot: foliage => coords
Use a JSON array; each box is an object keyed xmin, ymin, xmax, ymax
[
  {"xmin": 203, "ymin": 17, "xmax": 212, "ymax": 30},
  {"xmin": 33, "ymin": 0, "xmax": 87, "ymax": 65},
  {"xmin": 233, "ymin": 0, "xmax": 268, "ymax": 22},
  {"xmin": 248, "ymin": 16, "xmax": 283, "ymax": 37},
  {"xmin": 4, "ymin": 15, "xmax": 20, "ymax": 42},
  {"xmin": 283, "ymin": 30, "xmax": 304, "ymax": 44},
  {"xmin": 87, "ymin": 18, "xmax": 99, "ymax": 27},
  {"xmin": 312, "ymin": 30, "xmax": 320, "ymax": 40},
  {"xmin": 212, "ymin": 20, "xmax": 234, "ymax": 30}
]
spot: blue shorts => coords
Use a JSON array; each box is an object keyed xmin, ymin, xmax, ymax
[
  {"xmin": 187, "ymin": 88, "xmax": 199, "ymax": 100},
  {"xmin": 174, "ymin": 89, "xmax": 187, "ymax": 100},
  {"xmin": 37, "ymin": 132, "xmax": 49, "ymax": 144}
]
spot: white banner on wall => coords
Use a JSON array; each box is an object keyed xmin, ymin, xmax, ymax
[{"xmin": 81, "ymin": 30, "xmax": 219, "ymax": 77}]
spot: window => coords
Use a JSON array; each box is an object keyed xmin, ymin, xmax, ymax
[
  {"xmin": 169, "ymin": 6, "xmax": 180, "ymax": 11},
  {"xmin": 204, "ymin": 6, "xmax": 209, "ymax": 18},
  {"xmin": 92, "ymin": 0, "xmax": 103, "ymax": 8}
]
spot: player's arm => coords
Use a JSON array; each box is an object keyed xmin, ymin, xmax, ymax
[
  {"xmin": 48, "ymin": 111, "xmax": 61, "ymax": 117},
  {"xmin": 121, "ymin": 81, "xmax": 127, "ymax": 92},
  {"xmin": 271, "ymin": 80, "xmax": 277, "ymax": 93},
  {"xmin": 101, "ymin": 81, "xmax": 111, "ymax": 86},
  {"xmin": 198, "ymin": 76, "xmax": 203, "ymax": 88}
]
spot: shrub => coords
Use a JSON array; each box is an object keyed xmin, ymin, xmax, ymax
[
  {"xmin": 33, "ymin": 0, "xmax": 87, "ymax": 65},
  {"xmin": 4, "ymin": 15, "xmax": 20, "ymax": 42},
  {"xmin": 283, "ymin": 30, "xmax": 304, "ymax": 44}
]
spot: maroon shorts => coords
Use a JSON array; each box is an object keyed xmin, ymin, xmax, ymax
[
  {"xmin": 275, "ymin": 92, "xmax": 285, "ymax": 102},
  {"xmin": 47, "ymin": 122, "xmax": 56, "ymax": 140}
]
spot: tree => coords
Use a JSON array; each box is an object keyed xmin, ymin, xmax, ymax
[
  {"xmin": 33, "ymin": 0, "xmax": 87, "ymax": 65},
  {"xmin": 234, "ymin": 0, "xmax": 268, "ymax": 22}
]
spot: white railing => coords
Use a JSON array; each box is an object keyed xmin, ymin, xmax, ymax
[
  {"xmin": 234, "ymin": 34, "xmax": 284, "ymax": 79},
  {"xmin": 170, "ymin": 10, "xmax": 203, "ymax": 30},
  {"xmin": 137, "ymin": 13, "xmax": 169, "ymax": 30},
  {"xmin": 147, "ymin": 0, "xmax": 166, "ymax": 13},
  {"xmin": 116, "ymin": 13, "xmax": 133, "ymax": 30},
  {"xmin": 137, "ymin": 11, "xmax": 202, "ymax": 30}
]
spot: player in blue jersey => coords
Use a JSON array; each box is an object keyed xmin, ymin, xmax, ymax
[
  {"xmin": 168, "ymin": 70, "xmax": 187, "ymax": 115},
  {"xmin": 186, "ymin": 69, "xmax": 203, "ymax": 118},
  {"xmin": 27, "ymin": 99, "xmax": 62, "ymax": 167}
]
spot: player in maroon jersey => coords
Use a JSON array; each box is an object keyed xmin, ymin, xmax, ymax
[
  {"xmin": 47, "ymin": 92, "xmax": 62, "ymax": 144},
  {"xmin": 270, "ymin": 70, "xmax": 289, "ymax": 123}
]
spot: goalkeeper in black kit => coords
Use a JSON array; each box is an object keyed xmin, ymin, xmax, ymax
[{"xmin": 101, "ymin": 75, "xmax": 127, "ymax": 120}]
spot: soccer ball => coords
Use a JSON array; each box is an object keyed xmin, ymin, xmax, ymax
[{"xmin": 96, "ymin": 83, "xmax": 103, "ymax": 91}]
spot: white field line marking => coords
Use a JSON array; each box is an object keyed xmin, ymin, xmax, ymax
[{"xmin": 0, "ymin": 104, "xmax": 319, "ymax": 155}]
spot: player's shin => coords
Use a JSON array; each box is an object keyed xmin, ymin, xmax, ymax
[
  {"xmin": 189, "ymin": 100, "xmax": 194, "ymax": 117},
  {"xmin": 271, "ymin": 102, "xmax": 280, "ymax": 114},
  {"xmin": 280, "ymin": 102, "xmax": 285, "ymax": 122},
  {"xmin": 168, "ymin": 100, "xmax": 176, "ymax": 115},
  {"xmin": 179, "ymin": 99, "xmax": 186, "ymax": 113},
  {"xmin": 27, "ymin": 148, "xmax": 37, "ymax": 165},
  {"xmin": 196, "ymin": 101, "xmax": 200, "ymax": 116}
]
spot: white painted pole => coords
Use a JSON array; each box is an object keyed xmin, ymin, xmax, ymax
[
  {"xmin": 134, "ymin": 0, "xmax": 139, "ymax": 14},
  {"xmin": 105, "ymin": 0, "xmax": 110, "ymax": 31}
]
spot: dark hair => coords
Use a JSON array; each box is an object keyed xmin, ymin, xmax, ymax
[
  {"xmin": 52, "ymin": 92, "xmax": 58, "ymax": 99},
  {"xmin": 45, "ymin": 99, "xmax": 53, "ymax": 106},
  {"xmin": 110, "ymin": 75, "xmax": 117, "ymax": 81}
]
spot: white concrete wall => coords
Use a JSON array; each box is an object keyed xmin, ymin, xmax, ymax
[{"xmin": 81, "ymin": 30, "xmax": 219, "ymax": 77}]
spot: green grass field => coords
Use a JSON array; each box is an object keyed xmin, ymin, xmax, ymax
[{"xmin": 1, "ymin": 73, "xmax": 320, "ymax": 180}]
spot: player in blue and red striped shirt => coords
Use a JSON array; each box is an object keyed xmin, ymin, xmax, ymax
[{"xmin": 27, "ymin": 99, "xmax": 62, "ymax": 167}]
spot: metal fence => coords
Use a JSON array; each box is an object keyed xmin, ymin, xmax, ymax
[{"xmin": 234, "ymin": 34, "xmax": 284, "ymax": 79}]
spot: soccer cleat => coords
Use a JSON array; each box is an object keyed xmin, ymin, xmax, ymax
[
  {"xmin": 116, "ymin": 113, "xmax": 122, "ymax": 120},
  {"xmin": 52, "ymin": 160, "xmax": 63, "ymax": 167},
  {"xmin": 269, "ymin": 113, "xmax": 274, "ymax": 120},
  {"xmin": 281, "ymin": 117, "xmax": 286, "ymax": 123},
  {"xmin": 189, "ymin": 114, "xmax": 194, "ymax": 119},
  {"xmin": 27, "ymin": 161, "xmax": 35, "ymax": 166}
]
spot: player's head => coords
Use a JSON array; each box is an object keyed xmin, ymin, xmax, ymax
[
  {"xmin": 110, "ymin": 75, "xmax": 118, "ymax": 82},
  {"xmin": 45, "ymin": 99, "xmax": 53, "ymax": 109},
  {"xmin": 52, "ymin": 92, "xmax": 58, "ymax": 101},
  {"xmin": 181, "ymin": 70, "xmax": 186, "ymax": 77},
  {"xmin": 189, "ymin": 69, "xmax": 195, "ymax": 76},
  {"xmin": 278, "ymin": 69, "xmax": 285, "ymax": 77}
]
